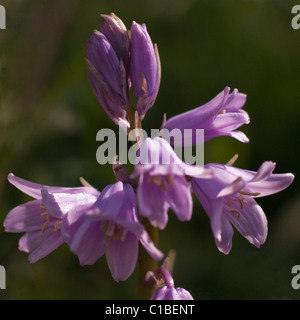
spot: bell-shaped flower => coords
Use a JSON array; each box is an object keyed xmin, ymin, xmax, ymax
[
  {"xmin": 86, "ymin": 27, "xmax": 130, "ymax": 129},
  {"xmin": 162, "ymin": 87, "xmax": 250, "ymax": 146},
  {"xmin": 3, "ymin": 174, "xmax": 100, "ymax": 263},
  {"xmin": 132, "ymin": 137, "xmax": 210, "ymax": 230},
  {"xmin": 191, "ymin": 161, "xmax": 294, "ymax": 254},
  {"xmin": 130, "ymin": 21, "xmax": 161, "ymax": 119},
  {"xmin": 65, "ymin": 181, "xmax": 163, "ymax": 282},
  {"xmin": 150, "ymin": 267, "xmax": 194, "ymax": 300}
]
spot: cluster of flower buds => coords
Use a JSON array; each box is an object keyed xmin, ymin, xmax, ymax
[
  {"xmin": 4, "ymin": 13, "xmax": 295, "ymax": 300},
  {"xmin": 86, "ymin": 13, "xmax": 160, "ymax": 129}
]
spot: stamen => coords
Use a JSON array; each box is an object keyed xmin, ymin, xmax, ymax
[
  {"xmin": 101, "ymin": 220, "xmax": 128, "ymax": 245},
  {"xmin": 106, "ymin": 223, "xmax": 115, "ymax": 237},
  {"xmin": 100, "ymin": 220, "xmax": 109, "ymax": 232},
  {"xmin": 120, "ymin": 229, "xmax": 127, "ymax": 242},
  {"xmin": 152, "ymin": 175, "xmax": 162, "ymax": 186},
  {"xmin": 218, "ymin": 109, "xmax": 227, "ymax": 115},
  {"xmin": 165, "ymin": 174, "xmax": 175, "ymax": 187},
  {"xmin": 79, "ymin": 177, "xmax": 94, "ymax": 188},
  {"xmin": 113, "ymin": 225, "xmax": 124, "ymax": 240},
  {"xmin": 226, "ymin": 154, "xmax": 239, "ymax": 166},
  {"xmin": 53, "ymin": 221, "xmax": 61, "ymax": 232},
  {"xmin": 239, "ymin": 190, "xmax": 261, "ymax": 196},
  {"xmin": 103, "ymin": 235, "xmax": 111, "ymax": 246},
  {"xmin": 149, "ymin": 175, "xmax": 167, "ymax": 191},
  {"xmin": 234, "ymin": 195, "xmax": 246, "ymax": 209},
  {"xmin": 41, "ymin": 212, "xmax": 50, "ymax": 219},
  {"xmin": 231, "ymin": 209, "xmax": 241, "ymax": 218},
  {"xmin": 225, "ymin": 200, "xmax": 231, "ymax": 207},
  {"xmin": 41, "ymin": 219, "xmax": 51, "ymax": 233}
]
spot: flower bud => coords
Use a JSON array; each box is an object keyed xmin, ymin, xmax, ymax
[
  {"xmin": 86, "ymin": 29, "xmax": 130, "ymax": 127},
  {"xmin": 99, "ymin": 13, "xmax": 130, "ymax": 71},
  {"xmin": 130, "ymin": 22, "xmax": 161, "ymax": 119}
]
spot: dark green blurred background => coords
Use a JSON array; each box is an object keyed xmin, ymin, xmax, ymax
[{"xmin": 0, "ymin": 0, "xmax": 299, "ymax": 299}]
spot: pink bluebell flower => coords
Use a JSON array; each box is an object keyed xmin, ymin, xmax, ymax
[
  {"xmin": 130, "ymin": 21, "xmax": 161, "ymax": 119},
  {"xmin": 132, "ymin": 136, "xmax": 210, "ymax": 229},
  {"xmin": 191, "ymin": 161, "xmax": 294, "ymax": 254},
  {"xmin": 4, "ymin": 173, "xmax": 99, "ymax": 263},
  {"xmin": 150, "ymin": 266, "xmax": 194, "ymax": 300},
  {"xmin": 162, "ymin": 87, "xmax": 249, "ymax": 146},
  {"xmin": 66, "ymin": 181, "xmax": 163, "ymax": 282}
]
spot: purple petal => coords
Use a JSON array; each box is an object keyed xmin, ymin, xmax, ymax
[
  {"xmin": 164, "ymin": 88, "xmax": 230, "ymax": 132},
  {"xmin": 192, "ymin": 166, "xmax": 233, "ymax": 199},
  {"xmin": 41, "ymin": 188, "xmax": 99, "ymax": 219},
  {"xmin": 151, "ymin": 287, "xmax": 194, "ymax": 300},
  {"xmin": 207, "ymin": 198, "xmax": 224, "ymax": 243},
  {"xmin": 213, "ymin": 162, "xmax": 295, "ymax": 197},
  {"xmin": 217, "ymin": 176, "xmax": 246, "ymax": 198},
  {"xmin": 61, "ymin": 203, "xmax": 93, "ymax": 243},
  {"xmin": 213, "ymin": 215, "xmax": 234, "ymax": 255},
  {"xmin": 139, "ymin": 229, "xmax": 164, "ymax": 261},
  {"xmin": 223, "ymin": 89, "xmax": 247, "ymax": 111},
  {"xmin": 4, "ymin": 200, "xmax": 44, "ymax": 232},
  {"xmin": 150, "ymin": 286, "xmax": 168, "ymax": 300},
  {"xmin": 209, "ymin": 111, "xmax": 250, "ymax": 132},
  {"xmin": 90, "ymin": 182, "xmax": 124, "ymax": 220},
  {"xmin": 248, "ymin": 172, "xmax": 295, "ymax": 198},
  {"xmin": 137, "ymin": 173, "xmax": 169, "ymax": 229},
  {"xmin": 69, "ymin": 219, "xmax": 106, "ymax": 265},
  {"xmin": 175, "ymin": 287, "xmax": 194, "ymax": 300},
  {"xmin": 164, "ymin": 87, "xmax": 250, "ymax": 144},
  {"xmin": 130, "ymin": 22, "xmax": 160, "ymax": 118},
  {"xmin": 106, "ymin": 232, "xmax": 139, "ymax": 282},
  {"xmin": 8, "ymin": 173, "xmax": 44, "ymax": 199},
  {"xmin": 164, "ymin": 175, "xmax": 193, "ymax": 222},
  {"xmin": 250, "ymin": 161, "xmax": 276, "ymax": 182},
  {"xmin": 203, "ymin": 111, "xmax": 250, "ymax": 142},
  {"xmin": 8, "ymin": 173, "xmax": 99, "ymax": 200},
  {"xmin": 19, "ymin": 229, "xmax": 65, "ymax": 263},
  {"xmin": 99, "ymin": 13, "xmax": 129, "ymax": 68},
  {"xmin": 225, "ymin": 197, "xmax": 268, "ymax": 248},
  {"xmin": 219, "ymin": 130, "xmax": 250, "ymax": 143},
  {"xmin": 192, "ymin": 180, "xmax": 234, "ymax": 254}
]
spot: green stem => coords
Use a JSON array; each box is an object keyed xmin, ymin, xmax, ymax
[
  {"xmin": 124, "ymin": 104, "xmax": 159, "ymax": 299},
  {"xmin": 137, "ymin": 217, "xmax": 159, "ymax": 300}
]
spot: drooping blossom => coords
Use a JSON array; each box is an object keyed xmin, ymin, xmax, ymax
[
  {"xmin": 65, "ymin": 181, "xmax": 163, "ymax": 282},
  {"xmin": 150, "ymin": 266, "xmax": 194, "ymax": 300},
  {"xmin": 162, "ymin": 87, "xmax": 249, "ymax": 146},
  {"xmin": 86, "ymin": 15, "xmax": 130, "ymax": 129},
  {"xmin": 130, "ymin": 21, "xmax": 161, "ymax": 119},
  {"xmin": 132, "ymin": 136, "xmax": 210, "ymax": 230},
  {"xmin": 191, "ymin": 161, "xmax": 294, "ymax": 254},
  {"xmin": 4, "ymin": 173, "xmax": 100, "ymax": 263}
]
